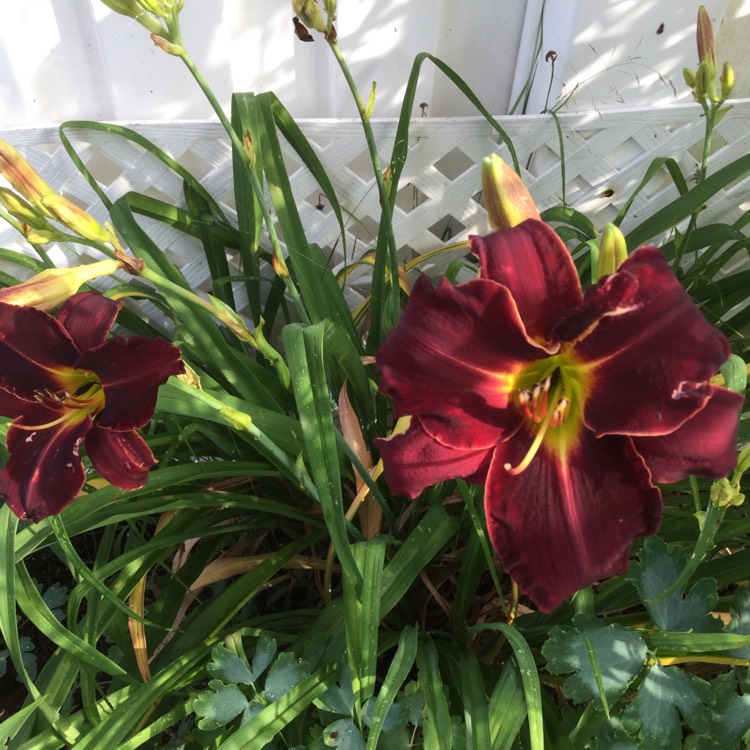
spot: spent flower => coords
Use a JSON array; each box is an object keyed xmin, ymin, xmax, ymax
[{"xmin": 0, "ymin": 259, "xmax": 123, "ymax": 312}]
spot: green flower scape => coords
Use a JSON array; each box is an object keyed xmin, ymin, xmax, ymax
[{"xmin": 0, "ymin": 3, "xmax": 747, "ymax": 749}]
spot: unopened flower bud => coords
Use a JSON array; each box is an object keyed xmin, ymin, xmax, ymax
[
  {"xmin": 292, "ymin": 0, "xmax": 327, "ymax": 33},
  {"xmin": 40, "ymin": 193, "xmax": 118, "ymax": 245},
  {"xmin": 721, "ymin": 62, "xmax": 734, "ymax": 99},
  {"xmin": 694, "ymin": 60, "xmax": 715, "ymax": 101},
  {"xmin": 481, "ymin": 154, "xmax": 540, "ymax": 232},
  {"xmin": 0, "ymin": 140, "xmax": 55, "ymax": 215},
  {"xmin": 0, "ymin": 258, "xmax": 122, "ymax": 311},
  {"xmin": 596, "ymin": 223, "xmax": 628, "ymax": 279}
]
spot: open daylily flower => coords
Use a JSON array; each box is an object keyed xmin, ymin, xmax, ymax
[
  {"xmin": 376, "ymin": 219, "xmax": 743, "ymax": 612},
  {"xmin": 0, "ymin": 292, "xmax": 184, "ymax": 521}
]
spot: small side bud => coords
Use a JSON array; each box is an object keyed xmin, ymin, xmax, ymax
[
  {"xmin": 682, "ymin": 67, "xmax": 696, "ymax": 89},
  {"xmin": 0, "ymin": 258, "xmax": 122, "ymax": 312},
  {"xmin": 150, "ymin": 33, "xmax": 184, "ymax": 56},
  {"xmin": 481, "ymin": 154, "xmax": 540, "ymax": 232},
  {"xmin": 710, "ymin": 477, "xmax": 735, "ymax": 507},
  {"xmin": 721, "ymin": 61, "xmax": 735, "ymax": 99},
  {"xmin": 596, "ymin": 223, "xmax": 628, "ymax": 279},
  {"xmin": 694, "ymin": 60, "xmax": 715, "ymax": 100}
]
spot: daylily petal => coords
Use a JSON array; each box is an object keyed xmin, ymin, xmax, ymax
[
  {"xmin": 85, "ymin": 425, "xmax": 156, "ymax": 489},
  {"xmin": 0, "ymin": 387, "xmax": 37, "ymax": 420},
  {"xmin": 0, "ymin": 407, "xmax": 91, "ymax": 521},
  {"xmin": 76, "ymin": 335, "xmax": 184, "ymax": 430},
  {"xmin": 0, "ymin": 302, "xmax": 79, "ymax": 399},
  {"xmin": 376, "ymin": 417, "xmax": 493, "ymax": 499},
  {"xmin": 571, "ymin": 248, "xmax": 730, "ymax": 436},
  {"xmin": 632, "ymin": 386, "xmax": 744, "ymax": 483},
  {"xmin": 419, "ymin": 410, "xmax": 522, "ymax": 451},
  {"xmin": 469, "ymin": 220, "xmax": 583, "ymax": 342},
  {"xmin": 377, "ymin": 274, "xmax": 550, "ymax": 424},
  {"xmin": 57, "ymin": 291, "xmax": 122, "ymax": 353},
  {"xmin": 485, "ymin": 429, "xmax": 661, "ymax": 612}
]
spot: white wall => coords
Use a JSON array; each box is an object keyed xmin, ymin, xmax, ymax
[{"xmin": 0, "ymin": 0, "xmax": 744, "ymax": 128}]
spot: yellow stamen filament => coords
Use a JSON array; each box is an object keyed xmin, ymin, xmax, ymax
[
  {"xmin": 15, "ymin": 380, "xmax": 104, "ymax": 432},
  {"xmin": 504, "ymin": 392, "xmax": 558, "ymax": 475},
  {"xmin": 504, "ymin": 374, "xmax": 571, "ymax": 475}
]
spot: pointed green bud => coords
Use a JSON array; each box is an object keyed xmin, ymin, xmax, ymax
[
  {"xmin": 683, "ymin": 67, "xmax": 696, "ymax": 89},
  {"xmin": 596, "ymin": 223, "xmax": 629, "ymax": 279},
  {"xmin": 721, "ymin": 62, "xmax": 735, "ymax": 100},
  {"xmin": 694, "ymin": 60, "xmax": 715, "ymax": 100},
  {"xmin": 481, "ymin": 154, "xmax": 540, "ymax": 232}
]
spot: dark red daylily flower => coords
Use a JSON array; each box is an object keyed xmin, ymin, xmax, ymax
[
  {"xmin": 376, "ymin": 219, "xmax": 743, "ymax": 612},
  {"xmin": 0, "ymin": 291, "xmax": 184, "ymax": 521}
]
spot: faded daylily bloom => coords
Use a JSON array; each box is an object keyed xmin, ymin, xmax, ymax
[
  {"xmin": 0, "ymin": 140, "xmax": 55, "ymax": 216},
  {"xmin": 376, "ymin": 219, "xmax": 742, "ymax": 611},
  {"xmin": 0, "ymin": 292, "xmax": 184, "ymax": 521},
  {"xmin": 0, "ymin": 259, "xmax": 122, "ymax": 312}
]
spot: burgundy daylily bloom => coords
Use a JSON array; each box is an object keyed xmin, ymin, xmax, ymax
[
  {"xmin": 0, "ymin": 291, "xmax": 184, "ymax": 521},
  {"xmin": 376, "ymin": 219, "xmax": 743, "ymax": 612}
]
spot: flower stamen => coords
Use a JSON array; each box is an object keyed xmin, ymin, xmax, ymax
[{"xmin": 504, "ymin": 395, "xmax": 557, "ymax": 475}]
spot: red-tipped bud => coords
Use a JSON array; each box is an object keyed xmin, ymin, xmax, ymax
[{"xmin": 697, "ymin": 6, "xmax": 717, "ymax": 75}]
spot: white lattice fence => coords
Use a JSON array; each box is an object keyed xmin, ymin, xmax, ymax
[{"xmin": 1, "ymin": 101, "xmax": 749, "ymax": 324}]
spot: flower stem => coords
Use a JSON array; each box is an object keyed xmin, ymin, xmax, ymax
[
  {"xmin": 328, "ymin": 41, "xmax": 402, "ymax": 341},
  {"xmin": 168, "ymin": 18, "xmax": 309, "ymax": 325},
  {"xmin": 676, "ymin": 100, "xmax": 719, "ymax": 268}
]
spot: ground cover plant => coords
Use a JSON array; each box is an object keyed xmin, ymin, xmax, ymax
[{"xmin": 0, "ymin": 2, "xmax": 748, "ymax": 747}]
